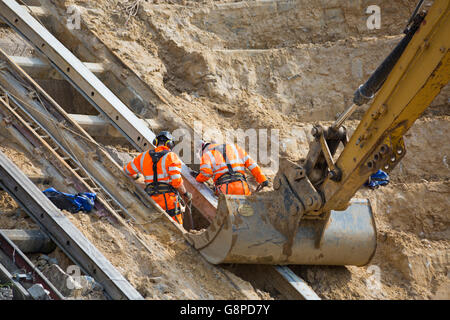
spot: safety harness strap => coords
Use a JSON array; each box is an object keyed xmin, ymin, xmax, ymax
[
  {"xmin": 222, "ymin": 144, "xmax": 235, "ymax": 175},
  {"xmin": 213, "ymin": 145, "xmax": 246, "ymax": 195},
  {"xmin": 166, "ymin": 208, "xmax": 181, "ymax": 218},
  {"xmin": 145, "ymin": 183, "xmax": 178, "ymax": 195},
  {"xmin": 210, "ymin": 144, "xmax": 246, "ymax": 188},
  {"xmin": 145, "ymin": 149, "xmax": 178, "ymax": 196},
  {"xmin": 150, "ymin": 150, "xmax": 169, "ymax": 186},
  {"xmin": 215, "ymin": 172, "xmax": 247, "ymax": 185}
]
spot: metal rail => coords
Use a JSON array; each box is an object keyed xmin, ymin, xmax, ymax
[
  {"xmin": 0, "ymin": 230, "xmax": 64, "ymax": 300},
  {"xmin": 273, "ymin": 266, "xmax": 320, "ymax": 300},
  {"xmin": 0, "ymin": 261, "xmax": 30, "ymax": 300},
  {"xmin": 0, "ymin": 150, "xmax": 144, "ymax": 300}
]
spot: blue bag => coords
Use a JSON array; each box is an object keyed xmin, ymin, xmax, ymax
[
  {"xmin": 43, "ymin": 187, "xmax": 96, "ymax": 213},
  {"xmin": 364, "ymin": 170, "xmax": 389, "ymax": 189}
]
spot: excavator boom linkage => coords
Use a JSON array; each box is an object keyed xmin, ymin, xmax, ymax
[{"xmin": 185, "ymin": 0, "xmax": 449, "ymax": 266}]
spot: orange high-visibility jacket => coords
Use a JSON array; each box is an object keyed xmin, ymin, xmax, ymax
[
  {"xmin": 196, "ymin": 143, "xmax": 267, "ymax": 185},
  {"xmin": 123, "ymin": 146, "xmax": 184, "ymax": 224},
  {"xmin": 123, "ymin": 146, "xmax": 183, "ymax": 188}
]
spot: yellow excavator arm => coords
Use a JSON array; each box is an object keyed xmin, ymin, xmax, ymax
[
  {"xmin": 321, "ymin": 0, "xmax": 450, "ymax": 213},
  {"xmin": 186, "ymin": 0, "xmax": 450, "ymax": 266}
]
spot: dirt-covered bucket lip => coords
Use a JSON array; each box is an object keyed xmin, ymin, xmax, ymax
[{"xmin": 183, "ymin": 193, "xmax": 229, "ymax": 250}]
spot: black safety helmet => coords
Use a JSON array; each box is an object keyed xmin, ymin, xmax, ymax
[{"xmin": 153, "ymin": 131, "xmax": 175, "ymax": 150}]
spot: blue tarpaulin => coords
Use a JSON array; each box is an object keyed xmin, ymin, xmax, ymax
[
  {"xmin": 43, "ymin": 187, "xmax": 96, "ymax": 213},
  {"xmin": 365, "ymin": 170, "xmax": 389, "ymax": 189}
]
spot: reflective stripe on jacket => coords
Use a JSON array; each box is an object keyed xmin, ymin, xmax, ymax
[
  {"xmin": 123, "ymin": 146, "xmax": 183, "ymax": 189},
  {"xmin": 196, "ymin": 143, "xmax": 267, "ymax": 185}
]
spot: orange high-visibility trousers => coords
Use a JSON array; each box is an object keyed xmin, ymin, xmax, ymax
[
  {"xmin": 216, "ymin": 180, "xmax": 251, "ymax": 196},
  {"xmin": 151, "ymin": 192, "xmax": 183, "ymax": 225}
]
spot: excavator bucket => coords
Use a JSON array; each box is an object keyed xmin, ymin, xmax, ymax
[{"xmin": 186, "ymin": 194, "xmax": 377, "ymax": 266}]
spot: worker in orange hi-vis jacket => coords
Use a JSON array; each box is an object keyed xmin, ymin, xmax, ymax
[
  {"xmin": 123, "ymin": 131, "xmax": 191, "ymax": 225},
  {"xmin": 192, "ymin": 141, "xmax": 269, "ymax": 196}
]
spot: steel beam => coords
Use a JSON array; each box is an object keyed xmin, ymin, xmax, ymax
[
  {"xmin": 9, "ymin": 56, "xmax": 105, "ymax": 78},
  {"xmin": 67, "ymin": 114, "xmax": 162, "ymax": 139},
  {"xmin": 68, "ymin": 113, "xmax": 141, "ymax": 138},
  {"xmin": 273, "ymin": 266, "xmax": 320, "ymax": 300},
  {"xmin": 0, "ymin": 5, "xmax": 47, "ymax": 26},
  {"xmin": 0, "ymin": 150, "xmax": 144, "ymax": 300},
  {"xmin": 26, "ymin": 174, "xmax": 53, "ymax": 185}
]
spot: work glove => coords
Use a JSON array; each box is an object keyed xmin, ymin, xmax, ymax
[
  {"xmin": 190, "ymin": 170, "xmax": 199, "ymax": 179},
  {"xmin": 183, "ymin": 192, "xmax": 193, "ymax": 202},
  {"xmin": 260, "ymin": 180, "xmax": 269, "ymax": 188},
  {"xmin": 255, "ymin": 180, "xmax": 269, "ymax": 193}
]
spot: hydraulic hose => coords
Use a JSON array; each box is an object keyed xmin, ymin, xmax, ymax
[{"xmin": 332, "ymin": 5, "xmax": 426, "ymax": 130}]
